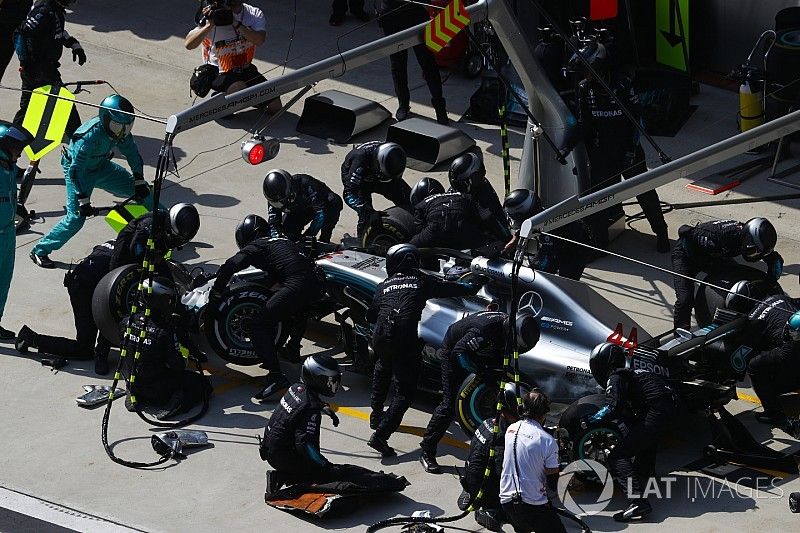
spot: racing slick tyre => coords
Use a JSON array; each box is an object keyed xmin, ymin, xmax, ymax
[
  {"xmin": 695, "ymin": 263, "xmax": 780, "ymax": 327},
  {"xmin": 361, "ymin": 206, "xmax": 414, "ymax": 256},
  {"xmin": 456, "ymin": 372, "xmax": 533, "ymax": 438},
  {"xmin": 558, "ymin": 393, "xmax": 624, "ymax": 474},
  {"xmin": 202, "ymin": 282, "xmax": 288, "ymax": 366},
  {"xmin": 93, "ymin": 264, "xmax": 143, "ymax": 346}
]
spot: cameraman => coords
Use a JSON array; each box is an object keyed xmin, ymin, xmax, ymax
[{"xmin": 184, "ymin": 0, "xmax": 280, "ymax": 113}]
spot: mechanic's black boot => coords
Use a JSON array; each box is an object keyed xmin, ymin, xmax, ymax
[
  {"xmin": 432, "ymin": 97, "xmax": 449, "ymax": 125},
  {"xmin": 254, "ymin": 373, "xmax": 290, "ymax": 401},
  {"xmin": 0, "ymin": 325, "xmax": 15, "ymax": 341},
  {"xmin": 30, "ymin": 251, "xmax": 55, "ymax": 269},
  {"xmin": 755, "ymin": 411, "xmax": 786, "ymax": 425},
  {"xmin": 14, "ymin": 325, "xmax": 36, "ymax": 352},
  {"xmin": 656, "ymin": 231, "xmax": 670, "ymax": 253},
  {"xmin": 396, "ymin": 105, "xmax": 410, "ymax": 122},
  {"xmin": 613, "ymin": 498, "xmax": 652, "ymax": 522},
  {"xmin": 419, "ymin": 449, "xmax": 442, "ymax": 474},
  {"xmin": 368, "ymin": 432, "xmax": 396, "ymax": 457},
  {"xmin": 265, "ymin": 470, "xmax": 284, "ymax": 499},
  {"xmin": 475, "ymin": 508, "xmax": 503, "ymax": 532}
]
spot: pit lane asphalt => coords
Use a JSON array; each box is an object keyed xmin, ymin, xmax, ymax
[{"xmin": 1, "ymin": 2, "xmax": 799, "ymax": 531}]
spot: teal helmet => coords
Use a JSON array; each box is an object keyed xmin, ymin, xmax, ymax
[
  {"xmin": 99, "ymin": 94, "xmax": 135, "ymax": 140},
  {"xmin": 787, "ymin": 311, "xmax": 800, "ymax": 342},
  {"xmin": 0, "ymin": 121, "xmax": 34, "ymax": 164}
]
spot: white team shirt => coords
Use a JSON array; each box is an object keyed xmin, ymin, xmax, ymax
[{"xmin": 499, "ymin": 418, "xmax": 559, "ymax": 506}]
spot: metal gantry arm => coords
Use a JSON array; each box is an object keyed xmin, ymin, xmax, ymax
[{"xmin": 519, "ymin": 107, "xmax": 800, "ymax": 241}]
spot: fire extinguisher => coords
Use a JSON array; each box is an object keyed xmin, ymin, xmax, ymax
[{"xmin": 738, "ymin": 72, "xmax": 764, "ymax": 132}]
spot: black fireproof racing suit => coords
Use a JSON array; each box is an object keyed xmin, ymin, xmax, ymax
[
  {"xmin": 747, "ymin": 295, "xmax": 800, "ymax": 420},
  {"xmin": 421, "ymin": 311, "xmax": 507, "ymax": 455},
  {"xmin": 121, "ymin": 312, "xmax": 209, "ymax": 411},
  {"xmin": 575, "ymin": 75, "xmax": 666, "ymax": 247},
  {"xmin": 341, "ymin": 141, "xmax": 412, "ymax": 237},
  {"xmin": 671, "ymin": 219, "xmax": 783, "ymax": 330},
  {"xmin": 260, "ymin": 383, "xmax": 334, "ymax": 483},
  {"xmin": 410, "ymin": 191, "xmax": 504, "ymax": 250},
  {"xmin": 266, "ymin": 173, "xmax": 343, "ymax": 243},
  {"xmin": 590, "ymin": 368, "xmax": 677, "ymax": 498},
  {"xmin": 379, "ymin": 0, "xmax": 444, "ymax": 111},
  {"xmin": 13, "ymin": 0, "xmax": 81, "ymax": 134},
  {"xmin": 0, "ymin": 1, "xmax": 32, "ymax": 81},
  {"xmin": 33, "ymin": 240, "xmax": 114, "ymax": 360},
  {"xmin": 368, "ymin": 271, "xmax": 476, "ymax": 441},
  {"xmin": 212, "ymin": 236, "xmax": 323, "ymax": 373},
  {"xmin": 462, "ymin": 417, "xmax": 507, "ymax": 514},
  {"xmin": 471, "ymin": 178, "xmax": 512, "ymax": 242},
  {"xmin": 110, "ymin": 211, "xmax": 173, "ymax": 273}
]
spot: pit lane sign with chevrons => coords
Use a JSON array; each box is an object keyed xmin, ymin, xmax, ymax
[
  {"xmin": 22, "ymin": 84, "xmax": 75, "ymax": 161},
  {"xmin": 424, "ymin": 0, "xmax": 470, "ymax": 53}
]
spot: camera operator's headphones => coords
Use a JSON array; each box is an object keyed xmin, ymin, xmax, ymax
[{"xmin": 519, "ymin": 388, "xmax": 551, "ymax": 420}]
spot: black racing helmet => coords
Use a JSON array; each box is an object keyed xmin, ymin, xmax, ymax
[
  {"xmin": 503, "ymin": 189, "xmax": 543, "ymax": 225},
  {"xmin": 0, "ymin": 121, "xmax": 33, "ymax": 162},
  {"xmin": 741, "ymin": 217, "xmax": 777, "ymax": 262},
  {"xmin": 497, "ymin": 382, "xmax": 530, "ymax": 419},
  {"xmin": 235, "ymin": 214, "xmax": 270, "ymax": 249},
  {"xmin": 262, "ymin": 169, "xmax": 295, "ymax": 209},
  {"xmin": 167, "ymin": 203, "xmax": 200, "ymax": 244},
  {"xmin": 301, "ymin": 353, "xmax": 342, "ymax": 397},
  {"xmin": 385, "ymin": 243, "xmax": 420, "ymax": 275},
  {"xmin": 589, "ymin": 342, "xmax": 627, "ymax": 388},
  {"xmin": 377, "ymin": 142, "xmax": 406, "ymax": 181},
  {"xmin": 142, "ymin": 277, "xmax": 176, "ymax": 317},
  {"xmin": 448, "ymin": 152, "xmax": 485, "ymax": 193},
  {"xmin": 724, "ymin": 280, "xmax": 755, "ymax": 313},
  {"xmin": 504, "ymin": 311, "xmax": 540, "ymax": 352},
  {"xmin": 410, "ymin": 177, "xmax": 445, "ymax": 206}
]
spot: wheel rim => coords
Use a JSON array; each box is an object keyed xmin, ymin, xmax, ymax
[
  {"xmin": 222, "ymin": 302, "xmax": 282, "ymax": 349},
  {"xmin": 577, "ymin": 427, "xmax": 621, "ymax": 465}
]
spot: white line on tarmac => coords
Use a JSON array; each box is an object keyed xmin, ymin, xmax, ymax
[{"xmin": 0, "ymin": 486, "xmax": 144, "ymax": 533}]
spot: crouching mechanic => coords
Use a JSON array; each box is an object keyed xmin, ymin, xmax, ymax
[
  {"xmin": 500, "ymin": 388, "xmax": 566, "ymax": 533},
  {"xmin": 746, "ymin": 311, "xmax": 800, "ymax": 437},
  {"xmin": 15, "ymin": 204, "xmax": 200, "ymax": 374},
  {"xmin": 502, "ymin": 189, "xmax": 590, "ymax": 280},
  {"xmin": 262, "ymin": 169, "xmax": 343, "ymax": 243},
  {"xmin": 31, "ymin": 94, "xmax": 154, "ymax": 268},
  {"xmin": 459, "ymin": 383, "xmax": 530, "ymax": 533},
  {"xmin": 448, "ymin": 152, "xmax": 511, "ymax": 242},
  {"xmin": 210, "ymin": 215, "xmax": 324, "ymax": 400},
  {"xmin": 585, "ymin": 343, "xmax": 678, "ymax": 522},
  {"xmin": 672, "ymin": 218, "xmax": 782, "ymax": 331},
  {"xmin": 121, "ymin": 278, "xmax": 211, "ymax": 418},
  {"xmin": 0, "ymin": 122, "xmax": 33, "ymax": 340},
  {"xmin": 341, "ymin": 141, "xmax": 410, "ymax": 238},
  {"xmin": 260, "ymin": 354, "xmax": 342, "ymax": 494},
  {"xmin": 408, "ymin": 177, "xmax": 495, "ymax": 251},
  {"xmin": 367, "ymin": 243, "xmax": 479, "ymax": 457},
  {"xmin": 420, "ymin": 308, "xmax": 540, "ymax": 473}
]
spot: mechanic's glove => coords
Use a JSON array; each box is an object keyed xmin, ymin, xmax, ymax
[
  {"xmin": 133, "ymin": 174, "xmax": 150, "ymax": 201},
  {"xmin": 78, "ymin": 195, "xmax": 96, "ymax": 218},
  {"xmin": 366, "ymin": 209, "xmax": 385, "ymax": 228},
  {"xmin": 466, "ymin": 335, "xmax": 483, "ymax": 352},
  {"xmin": 322, "ymin": 404, "xmax": 340, "ymax": 427},
  {"xmin": 766, "ymin": 251, "xmax": 784, "ymax": 280},
  {"xmin": 71, "ymin": 42, "xmax": 87, "ymax": 66},
  {"xmin": 208, "ymin": 286, "xmax": 224, "ymax": 305}
]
